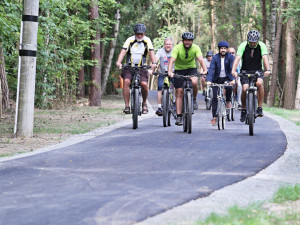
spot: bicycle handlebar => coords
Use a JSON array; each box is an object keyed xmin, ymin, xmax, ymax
[
  {"xmin": 238, "ymin": 71, "xmax": 264, "ymax": 77},
  {"xmin": 174, "ymin": 73, "xmax": 203, "ymax": 78},
  {"xmin": 122, "ymin": 65, "xmax": 151, "ymax": 70}
]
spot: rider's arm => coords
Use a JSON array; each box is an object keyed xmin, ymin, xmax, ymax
[
  {"xmin": 206, "ymin": 57, "xmax": 216, "ymax": 84},
  {"xmin": 116, "ymin": 49, "xmax": 127, "ymax": 69},
  {"xmin": 262, "ymin": 55, "xmax": 271, "ymax": 77},
  {"xmin": 197, "ymin": 56, "xmax": 207, "ymax": 75},
  {"xmin": 231, "ymin": 55, "xmax": 241, "ymax": 77},
  {"xmin": 168, "ymin": 57, "xmax": 176, "ymax": 77}
]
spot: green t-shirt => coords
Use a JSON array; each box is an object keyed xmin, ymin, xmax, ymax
[{"xmin": 171, "ymin": 43, "xmax": 202, "ymax": 70}]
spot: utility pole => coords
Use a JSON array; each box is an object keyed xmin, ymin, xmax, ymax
[{"xmin": 15, "ymin": 0, "xmax": 39, "ymax": 138}]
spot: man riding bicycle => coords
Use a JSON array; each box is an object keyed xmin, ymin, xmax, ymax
[
  {"xmin": 116, "ymin": 23, "xmax": 156, "ymax": 114},
  {"xmin": 168, "ymin": 32, "xmax": 207, "ymax": 126},
  {"xmin": 153, "ymin": 37, "xmax": 174, "ymax": 116},
  {"xmin": 200, "ymin": 50, "xmax": 213, "ymax": 96},
  {"xmin": 206, "ymin": 41, "xmax": 235, "ymax": 125},
  {"xmin": 231, "ymin": 30, "xmax": 271, "ymax": 122}
]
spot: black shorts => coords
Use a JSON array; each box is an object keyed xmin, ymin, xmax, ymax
[
  {"xmin": 174, "ymin": 68, "xmax": 198, "ymax": 89},
  {"xmin": 240, "ymin": 71, "xmax": 264, "ymax": 85}
]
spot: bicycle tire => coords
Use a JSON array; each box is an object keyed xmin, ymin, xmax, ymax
[
  {"xmin": 217, "ymin": 98, "xmax": 222, "ymax": 130},
  {"xmin": 248, "ymin": 92, "xmax": 254, "ymax": 135},
  {"xmin": 132, "ymin": 88, "xmax": 139, "ymax": 129},
  {"xmin": 167, "ymin": 93, "xmax": 172, "ymax": 126},
  {"xmin": 183, "ymin": 93, "xmax": 187, "ymax": 132},
  {"xmin": 231, "ymin": 98, "xmax": 235, "ymax": 121},
  {"xmin": 162, "ymin": 89, "xmax": 169, "ymax": 127},
  {"xmin": 187, "ymin": 92, "xmax": 192, "ymax": 134}
]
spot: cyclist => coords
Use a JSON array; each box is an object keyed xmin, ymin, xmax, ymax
[
  {"xmin": 229, "ymin": 47, "xmax": 242, "ymax": 110},
  {"xmin": 168, "ymin": 32, "xmax": 207, "ymax": 125},
  {"xmin": 200, "ymin": 50, "xmax": 213, "ymax": 96},
  {"xmin": 206, "ymin": 41, "xmax": 236, "ymax": 125},
  {"xmin": 116, "ymin": 23, "xmax": 156, "ymax": 114},
  {"xmin": 153, "ymin": 37, "xmax": 174, "ymax": 116},
  {"xmin": 231, "ymin": 30, "xmax": 271, "ymax": 122}
]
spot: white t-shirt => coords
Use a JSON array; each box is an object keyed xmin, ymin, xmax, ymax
[
  {"xmin": 123, "ymin": 36, "xmax": 154, "ymax": 65},
  {"xmin": 220, "ymin": 57, "xmax": 226, "ymax": 78}
]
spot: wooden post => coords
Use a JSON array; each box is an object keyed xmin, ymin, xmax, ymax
[{"xmin": 16, "ymin": 0, "xmax": 39, "ymax": 138}]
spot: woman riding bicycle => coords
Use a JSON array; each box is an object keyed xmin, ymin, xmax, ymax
[
  {"xmin": 206, "ymin": 41, "xmax": 235, "ymax": 126},
  {"xmin": 168, "ymin": 32, "xmax": 207, "ymax": 126}
]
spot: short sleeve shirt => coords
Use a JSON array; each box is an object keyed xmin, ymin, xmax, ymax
[
  {"xmin": 203, "ymin": 58, "xmax": 211, "ymax": 70},
  {"xmin": 123, "ymin": 36, "xmax": 154, "ymax": 66},
  {"xmin": 155, "ymin": 48, "xmax": 174, "ymax": 73},
  {"xmin": 171, "ymin": 43, "xmax": 202, "ymax": 70}
]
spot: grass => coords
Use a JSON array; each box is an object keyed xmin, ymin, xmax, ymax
[
  {"xmin": 263, "ymin": 105, "xmax": 300, "ymax": 126},
  {"xmin": 196, "ymin": 184, "xmax": 300, "ymax": 225}
]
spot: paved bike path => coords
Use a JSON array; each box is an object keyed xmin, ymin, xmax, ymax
[{"xmin": 0, "ymin": 92, "xmax": 286, "ymax": 225}]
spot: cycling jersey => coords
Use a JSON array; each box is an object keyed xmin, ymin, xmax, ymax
[
  {"xmin": 171, "ymin": 43, "xmax": 202, "ymax": 70},
  {"xmin": 122, "ymin": 36, "xmax": 154, "ymax": 66},
  {"xmin": 236, "ymin": 41, "xmax": 268, "ymax": 71}
]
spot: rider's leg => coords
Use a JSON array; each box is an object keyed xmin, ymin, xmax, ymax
[
  {"xmin": 176, "ymin": 88, "xmax": 183, "ymax": 115},
  {"xmin": 237, "ymin": 78, "xmax": 242, "ymax": 106},
  {"xmin": 241, "ymin": 84, "xmax": 248, "ymax": 109},
  {"xmin": 191, "ymin": 77, "xmax": 199, "ymax": 100},
  {"xmin": 141, "ymin": 81, "xmax": 148, "ymax": 105},
  {"xmin": 123, "ymin": 78, "xmax": 131, "ymax": 107},
  {"xmin": 256, "ymin": 78, "xmax": 264, "ymax": 107},
  {"xmin": 212, "ymin": 86, "xmax": 218, "ymax": 118},
  {"xmin": 157, "ymin": 75, "xmax": 164, "ymax": 106}
]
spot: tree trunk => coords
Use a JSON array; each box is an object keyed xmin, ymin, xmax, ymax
[
  {"xmin": 295, "ymin": 66, "xmax": 300, "ymax": 110},
  {"xmin": 210, "ymin": 0, "xmax": 216, "ymax": 52},
  {"xmin": 89, "ymin": 0, "xmax": 101, "ymax": 106},
  {"xmin": 77, "ymin": 63, "xmax": 85, "ymax": 98},
  {"xmin": 102, "ymin": 9, "xmax": 120, "ymax": 96},
  {"xmin": 283, "ymin": 17, "xmax": 296, "ymax": 109},
  {"xmin": 260, "ymin": 0, "xmax": 267, "ymax": 43},
  {"xmin": 269, "ymin": 0, "xmax": 284, "ymax": 106},
  {"xmin": 0, "ymin": 44, "xmax": 9, "ymax": 117}
]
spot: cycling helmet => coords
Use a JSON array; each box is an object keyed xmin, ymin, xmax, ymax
[
  {"xmin": 206, "ymin": 50, "xmax": 213, "ymax": 57},
  {"xmin": 134, "ymin": 23, "xmax": 146, "ymax": 33},
  {"xmin": 182, "ymin": 32, "xmax": 194, "ymax": 40},
  {"xmin": 218, "ymin": 41, "xmax": 229, "ymax": 48},
  {"xmin": 247, "ymin": 30, "xmax": 260, "ymax": 42}
]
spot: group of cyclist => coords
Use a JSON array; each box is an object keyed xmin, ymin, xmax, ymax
[{"xmin": 116, "ymin": 23, "xmax": 271, "ymax": 126}]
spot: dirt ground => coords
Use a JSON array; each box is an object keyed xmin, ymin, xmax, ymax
[{"xmin": 0, "ymin": 94, "xmax": 125, "ymax": 157}]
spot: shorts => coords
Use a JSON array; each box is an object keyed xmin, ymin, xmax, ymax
[
  {"xmin": 157, "ymin": 75, "xmax": 174, "ymax": 91},
  {"xmin": 121, "ymin": 68, "xmax": 149, "ymax": 83},
  {"xmin": 240, "ymin": 71, "xmax": 264, "ymax": 85},
  {"xmin": 174, "ymin": 68, "xmax": 198, "ymax": 89}
]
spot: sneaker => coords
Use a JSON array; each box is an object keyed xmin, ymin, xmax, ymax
[
  {"xmin": 156, "ymin": 107, "xmax": 163, "ymax": 116},
  {"xmin": 240, "ymin": 109, "xmax": 246, "ymax": 122},
  {"xmin": 175, "ymin": 116, "xmax": 183, "ymax": 126},
  {"xmin": 211, "ymin": 117, "xmax": 217, "ymax": 126},
  {"xmin": 256, "ymin": 107, "xmax": 264, "ymax": 117},
  {"xmin": 193, "ymin": 100, "xmax": 198, "ymax": 110}
]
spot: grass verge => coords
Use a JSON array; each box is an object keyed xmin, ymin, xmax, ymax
[{"xmin": 263, "ymin": 106, "xmax": 300, "ymax": 126}]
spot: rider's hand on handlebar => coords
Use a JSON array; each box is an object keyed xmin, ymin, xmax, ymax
[
  {"xmin": 264, "ymin": 70, "xmax": 271, "ymax": 77},
  {"xmin": 206, "ymin": 81, "xmax": 212, "ymax": 85},
  {"xmin": 232, "ymin": 71, "xmax": 238, "ymax": 78},
  {"xmin": 116, "ymin": 62, "xmax": 122, "ymax": 70},
  {"xmin": 168, "ymin": 71, "xmax": 174, "ymax": 78},
  {"xmin": 151, "ymin": 63, "xmax": 157, "ymax": 71}
]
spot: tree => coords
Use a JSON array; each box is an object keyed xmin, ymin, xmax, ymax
[
  {"xmin": 89, "ymin": 0, "xmax": 101, "ymax": 106},
  {"xmin": 283, "ymin": 17, "xmax": 296, "ymax": 109},
  {"xmin": 0, "ymin": 43, "xmax": 9, "ymax": 117}
]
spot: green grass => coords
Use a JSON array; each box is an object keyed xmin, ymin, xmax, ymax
[
  {"xmin": 196, "ymin": 185, "xmax": 300, "ymax": 225},
  {"xmin": 263, "ymin": 105, "xmax": 300, "ymax": 126}
]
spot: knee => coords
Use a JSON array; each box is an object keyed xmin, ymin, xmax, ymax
[
  {"xmin": 123, "ymin": 79, "xmax": 131, "ymax": 87},
  {"xmin": 141, "ymin": 82, "xmax": 148, "ymax": 90}
]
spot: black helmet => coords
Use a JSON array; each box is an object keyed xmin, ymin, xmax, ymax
[
  {"xmin": 182, "ymin": 32, "xmax": 194, "ymax": 40},
  {"xmin": 134, "ymin": 23, "xmax": 146, "ymax": 33},
  {"xmin": 218, "ymin": 41, "xmax": 229, "ymax": 48},
  {"xmin": 206, "ymin": 50, "xmax": 213, "ymax": 56},
  {"xmin": 247, "ymin": 30, "xmax": 260, "ymax": 42}
]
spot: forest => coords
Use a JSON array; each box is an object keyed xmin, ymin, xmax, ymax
[{"xmin": 0, "ymin": 0, "xmax": 299, "ymax": 117}]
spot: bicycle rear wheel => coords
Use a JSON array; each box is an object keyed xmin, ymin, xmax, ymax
[
  {"xmin": 248, "ymin": 93, "xmax": 254, "ymax": 135},
  {"xmin": 167, "ymin": 93, "xmax": 172, "ymax": 126},
  {"xmin": 187, "ymin": 92, "xmax": 192, "ymax": 134},
  {"xmin": 132, "ymin": 88, "xmax": 139, "ymax": 129},
  {"xmin": 162, "ymin": 89, "xmax": 169, "ymax": 127},
  {"xmin": 217, "ymin": 98, "xmax": 222, "ymax": 130}
]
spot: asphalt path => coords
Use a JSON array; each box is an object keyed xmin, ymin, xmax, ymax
[{"xmin": 0, "ymin": 91, "xmax": 287, "ymax": 225}]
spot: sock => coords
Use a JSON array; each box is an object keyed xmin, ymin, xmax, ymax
[{"xmin": 158, "ymin": 104, "xmax": 162, "ymax": 108}]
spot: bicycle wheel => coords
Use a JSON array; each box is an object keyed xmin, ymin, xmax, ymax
[
  {"xmin": 132, "ymin": 88, "xmax": 139, "ymax": 129},
  {"xmin": 187, "ymin": 92, "xmax": 192, "ymax": 134},
  {"xmin": 248, "ymin": 92, "xmax": 254, "ymax": 135},
  {"xmin": 206, "ymin": 89, "xmax": 212, "ymax": 110},
  {"xmin": 222, "ymin": 101, "xmax": 226, "ymax": 130},
  {"xmin": 231, "ymin": 97, "xmax": 235, "ymax": 121},
  {"xmin": 217, "ymin": 98, "xmax": 222, "ymax": 130},
  {"xmin": 183, "ymin": 94, "xmax": 187, "ymax": 132},
  {"xmin": 167, "ymin": 93, "xmax": 172, "ymax": 126},
  {"xmin": 162, "ymin": 89, "xmax": 169, "ymax": 127}
]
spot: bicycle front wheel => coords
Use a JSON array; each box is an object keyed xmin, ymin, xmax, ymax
[
  {"xmin": 132, "ymin": 88, "xmax": 139, "ymax": 129},
  {"xmin": 217, "ymin": 98, "xmax": 222, "ymax": 130},
  {"xmin": 248, "ymin": 93, "xmax": 254, "ymax": 135},
  {"xmin": 186, "ymin": 92, "xmax": 192, "ymax": 134},
  {"xmin": 162, "ymin": 89, "xmax": 169, "ymax": 127}
]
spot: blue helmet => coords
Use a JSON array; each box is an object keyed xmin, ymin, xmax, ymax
[
  {"xmin": 218, "ymin": 41, "xmax": 229, "ymax": 48},
  {"xmin": 206, "ymin": 50, "xmax": 213, "ymax": 56}
]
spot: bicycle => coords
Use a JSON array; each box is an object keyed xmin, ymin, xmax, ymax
[
  {"xmin": 226, "ymin": 89, "xmax": 235, "ymax": 122},
  {"xmin": 210, "ymin": 82, "xmax": 232, "ymax": 130},
  {"xmin": 205, "ymin": 83, "xmax": 213, "ymax": 110},
  {"xmin": 154, "ymin": 72, "xmax": 176, "ymax": 127},
  {"xmin": 174, "ymin": 73, "xmax": 201, "ymax": 134},
  {"xmin": 122, "ymin": 65, "xmax": 150, "ymax": 129},
  {"xmin": 238, "ymin": 71, "xmax": 262, "ymax": 136}
]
